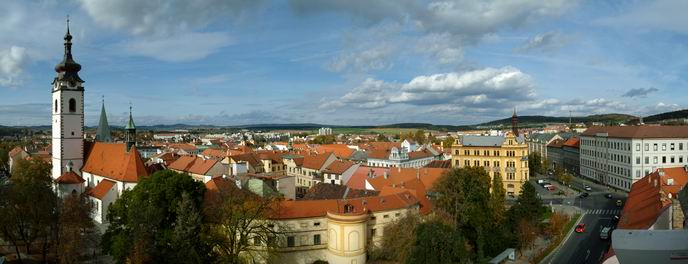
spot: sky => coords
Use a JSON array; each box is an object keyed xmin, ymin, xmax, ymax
[{"xmin": 0, "ymin": 0, "xmax": 687, "ymax": 126}]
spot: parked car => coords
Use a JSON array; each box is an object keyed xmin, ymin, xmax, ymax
[
  {"xmin": 575, "ymin": 223, "xmax": 586, "ymax": 233},
  {"xmin": 546, "ymin": 185, "xmax": 557, "ymax": 191},
  {"xmin": 579, "ymin": 192, "xmax": 589, "ymax": 198},
  {"xmin": 537, "ymin": 179, "xmax": 546, "ymax": 184},
  {"xmin": 605, "ymin": 193, "xmax": 613, "ymax": 199},
  {"xmin": 612, "ymin": 215, "xmax": 620, "ymax": 222},
  {"xmin": 616, "ymin": 199, "xmax": 623, "ymax": 207},
  {"xmin": 584, "ymin": 185, "xmax": 592, "ymax": 191},
  {"xmin": 600, "ymin": 226, "xmax": 612, "ymax": 240}
]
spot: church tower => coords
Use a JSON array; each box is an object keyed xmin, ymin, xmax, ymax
[
  {"xmin": 95, "ymin": 97, "xmax": 112, "ymax": 142},
  {"xmin": 125, "ymin": 105, "xmax": 137, "ymax": 151},
  {"xmin": 52, "ymin": 19, "xmax": 85, "ymax": 180},
  {"xmin": 511, "ymin": 108, "xmax": 519, "ymax": 137}
]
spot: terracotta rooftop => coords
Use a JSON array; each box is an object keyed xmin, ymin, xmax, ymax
[
  {"xmin": 169, "ymin": 143, "xmax": 198, "ymax": 151},
  {"xmin": 55, "ymin": 171, "xmax": 85, "ymax": 184},
  {"xmin": 408, "ymin": 149, "xmax": 435, "ymax": 160},
  {"xmin": 366, "ymin": 149, "xmax": 391, "ymax": 160},
  {"xmin": 314, "ymin": 144, "xmax": 354, "ymax": 159},
  {"xmin": 272, "ymin": 191, "xmax": 419, "ymax": 219},
  {"xmin": 82, "ymin": 143, "xmax": 149, "ymax": 182},
  {"xmin": 366, "ymin": 167, "xmax": 447, "ymax": 191},
  {"xmin": 88, "ymin": 179, "xmax": 116, "ymax": 200},
  {"xmin": 168, "ymin": 155, "xmax": 221, "ymax": 176},
  {"xmin": 324, "ymin": 160, "xmax": 355, "ymax": 175},
  {"xmin": 347, "ymin": 166, "xmax": 388, "ymax": 190},
  {"xmin": 302, "ymin": 183, "xmax": 379, "ymax": 200},
  {"xmin": 424, "ymin": 160, "xmax": 452, "ymax": 169},
  {"xmin": 302, "ymin": 152, "xmax": 334, "ymax": 170},
  {"xmin": 562, "ymin": 137, "xmax": 580, "ymax": 148},
  {"xmin": 582, "ymin": 125, "xmax": 688, "ymax": 139},
  {"xmin": 618, "ymin": 167, "xmax": 688, "ymax": 229},
  {"xmin": 9, "ymin": 146, "xmax": 27, "ymax": 158},
  {"xmin": 547, "ymin": 139, "xmax": 565, "ymax": 148}
]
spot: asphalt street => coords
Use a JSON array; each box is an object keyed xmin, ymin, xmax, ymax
[{"xmin": 533, "ymin": 175, "xmax": 628, "ymax": 264}]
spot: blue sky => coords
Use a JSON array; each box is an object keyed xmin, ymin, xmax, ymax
[{"xmin": 0, "ymin": 0, "xmax": 686, "ymax": 126}]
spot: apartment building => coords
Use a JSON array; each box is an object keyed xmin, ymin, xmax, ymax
[
  {"xmin": 580, "ymin": 126, "xmax": 688, "ymax": 191},
  {"xmin": 451, "ymin": 131, "xmax": 529, "ymax": 196}
]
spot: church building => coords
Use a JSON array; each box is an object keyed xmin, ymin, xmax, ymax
[{"xmin": 51, "ymin": 21, "xmax": 148, "ymax": 224}]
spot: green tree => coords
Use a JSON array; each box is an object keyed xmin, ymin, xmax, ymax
[
  {"xmin": 205, "ymin": 182, "xmax": 281, "ymax": 264},
  {"xmin": 490, "ymin": 174, "xmax": 506, "ymax": 224},
  {"xmin": 376, "ymin": 134, "xmax": 389, "ymax": 142},
  {"xmin": 433, "ymin": 167, "xmax": 493, "ymax": 260},
  {"xmin": 508, "ymin": 182, "xmax": 545, "ymax": 225},
  {"xmin": 0, "ymin": 147, "xmax": 9, "ymax": 171},
  {"xmin": 442, "ymin": 136, "xmax": 456, "ymax": 150},
  {"xmin": 370, "ymin": 213, "xmax": 419, "ymax": 262},
  {"xmin": 102, "ymin": 170, "xmax": 207, "ymax": 264},
  {"xmin": 542, "ymin": 158, "xmax": 551, "ymax": 173},
  {"xmin": 405, "ymin": 220, "xmax": 468, "ymax": 264},
  {"xmin": 0, "ymin": 159, "xmax": 56, "ymax": 263},
  {"xmin": 57, "ymin": 193, "xmax": 98, "ymax": 264},
  {"xmin": 413, "ymin": 130, "xmax": 426, "ymax": 144},
  {"xmin": 528, "ymin": 153, "xmax": 542, "ymax": 175},
  {"xmin": 171, "ymin": 192, "xmax": 206, "ymax": 263}
]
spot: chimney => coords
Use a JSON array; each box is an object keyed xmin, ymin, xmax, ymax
[
  {"xmin": 653, "ymin": 179, "xmax": 657, "ymax": 188},
  {"xmin": 368, "ymin": 169, "xmax": 374, "ymax": 178},
  {"xmin": 659, "ymin": 169, "xmax": 665, "ymax": 177},
  {"xmin": 384, "ymin": 171, "xmax": 389, "ymax": 179},
  {"xmin": 684, "ymin": 165, "xmax": 688, "ymax": 172},
  {"xmin": 668, "ymin": 178, "xmax": 674, "ymax": 186}
]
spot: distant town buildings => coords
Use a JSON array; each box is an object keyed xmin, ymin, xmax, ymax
[{"xmin": 318, "ymin": 127, "xmax": 332, "ymax": 136}]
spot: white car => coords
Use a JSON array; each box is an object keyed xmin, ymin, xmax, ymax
[{"xmin": 584, "ymin": 186, "xmax": 592, "ymax": 191}]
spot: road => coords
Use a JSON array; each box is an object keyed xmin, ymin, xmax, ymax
[{"xmin": 535, "ymin": 175, "xmax": 628, "ymax": 264}]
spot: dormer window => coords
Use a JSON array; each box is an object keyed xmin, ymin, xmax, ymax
[{"xmin": 68, "ymin": 98, "xmax": 76, "ymax": 112}]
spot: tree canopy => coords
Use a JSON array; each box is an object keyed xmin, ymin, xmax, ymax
[{"xmin": 102, "ymin": 170, "xmax": 208, "ymax": 264}]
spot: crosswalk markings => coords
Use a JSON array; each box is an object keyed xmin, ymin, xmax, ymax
[{"xmin": 585, "ymin": 209, "xmax": 620, "ymax": 215}]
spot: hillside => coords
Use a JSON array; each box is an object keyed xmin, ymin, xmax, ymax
[
  {"xmin": 477, "ymin": 114, "xmax": 636, "ymax": 127},
  {"xmin": 644, "ymin": 109, "xmax": 688, "ymax": 123}
]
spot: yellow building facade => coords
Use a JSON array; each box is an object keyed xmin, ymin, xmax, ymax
[{"xmin": 451, "ymin": 131, "xmax": 529, "ymax": 196}]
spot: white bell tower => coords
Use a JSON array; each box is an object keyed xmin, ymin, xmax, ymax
[{"xmin": 52, "ymin": 18, "xmax": 84, "ymax": 180}]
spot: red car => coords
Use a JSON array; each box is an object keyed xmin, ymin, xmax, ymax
[{"xmin": 575, "ymin": 223, "xmax": 586, "ymax": 233}]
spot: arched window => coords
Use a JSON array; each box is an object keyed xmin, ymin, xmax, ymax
[
  {"xmin": 344, "ymin": 204, "xmax": 354, "ymax": 213},
  {"xmin": 54, "ymin": 99, "xmax": 58, "ymax": 113},
  {"xmin": 68, "ymin": 98, "xmax": 76, "ymax": 113}
]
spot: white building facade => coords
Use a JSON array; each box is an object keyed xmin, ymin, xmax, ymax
[{"xmin": 580, "ymin": 126, "xmax": 688, "ymax": 191}]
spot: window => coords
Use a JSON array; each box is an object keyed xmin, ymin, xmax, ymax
[
  {"xmin": 654, "ymin": 144, "xmax": 658, "ymax": 151},
  {"xmin": 680, "ymin": 143, "xmax": 684, "ymax": 151},
  {"xmin": 313, "ymin": 234, "xmax": 321, "ymax": 245},
  {"xmin": 636, "ymin": 157, "xmax": 640, "ymax": 165},
  {"xmin": 680, "ymin": 156, "xmax": 684, "ymax": 163},
  {"xmin": 645, "ymin": 157, "xmax": 649, "ymax": 164},
  {"xmin": 645, "ymin": 144, "xmax": 649, "ymax": 151},
  {"xmin": 662, "ymin": 144, "xmax": 667, "ymax": 151},
  {"xmin": 636, "ymin": 144, "xmax": 640, "ymax": 151},
  {"xmin": 484, "ymin": 161, "xmax": 490, "ymax": 167},
  {"xmin": 287, "ymin": 236, "xmax": 295, "ymax": 247},
  {"xmin": 54, "ymin": 99, "xmax": 58, "ymax": 113},
  {"xmin": 654, "ymin": 157, "xmax": 658, "ymax": 164},
  {"xmin": 395, "ymin": 212, "xmax": 401, "ymax": 217},
  {"xmin": 671, "ymin": 143, "xmax": 675, "ymax": 150},
  {"xmin": 68, "ymin": 98, "xmax": 76, "ymax": 112},
  {"xmin": 671, "ymin": 156, "xmax": 675, "ymax": 163},
  {"xmin": 474, "ymin": 160, "xmax": 479, "ymax": 166},
  {"xmin": 495, "ymin": 161, "xmax": 500, "ymax": 167},
  {"xmin": 662, "ymin": 156, "xmax": 666, "ymax": 163},
  {"xmin": 383, "ymin": 214, "xmax": 389, "ymax": 219},
  {"xmin": 507, "ymin": 173, "xmax": 515, "ymax": 180}
]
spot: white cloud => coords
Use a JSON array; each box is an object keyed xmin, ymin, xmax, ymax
[
  {"xmin": 416, "ymin": 33, "xmax": 463, "ymax": 64},
  {"xmin": 328, "ymin": 43, "xmax": 395, "ymax": 72},
  {"xmin": 121, "ymin": 32, "xmax": 233, "ymax": 62},
  {"xmin": 324, "ymin": 66, "xmax": 537, "ymax": 111},
  {"xmin": 0, "ymin": 46, "xmax": 28, "ymax": 87},
  {"xmin": 517, "ymin": 31, "xmax": 572, "ymax": 53},
  {"xmin": 651, "ymin": 102, "xmax": 681, "ymax": 113},
  {"xmin": 77, "ymin": 0, "xmax": 259, "ymax": 37}
]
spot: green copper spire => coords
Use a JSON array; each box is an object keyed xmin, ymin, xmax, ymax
[
  {"xmin": 125, "ymin": 104, "xmax": 136, "ymax": 130},
  {"xmin": 125, "ymin": 104, "xmax": 136, "ymax": 151},
  {"xmin": 95, "ymin": 96, "xmax": 112, "ymax": 142}
]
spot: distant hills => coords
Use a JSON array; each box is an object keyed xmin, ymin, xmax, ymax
[
  {"xmin": 476, "ymin": 113, "xmax": 637, "ymax": 127},
  {"xmin": 2, "ymin": 109, "xmax": 687, "ymax": 134}
]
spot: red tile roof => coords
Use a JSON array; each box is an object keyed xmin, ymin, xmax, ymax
[
  {"xmin": 168, "ymin": 156, "xmax": 221, "ymax": 176},
  {"xmin": 618, "ymin": 167, "xmax": 688, "ymax": 229},
  {"xmin": 302, "ymin": 152, "xmax": 334, "ymax": 170},
  {"xmin": 314, "ymin": 144, "xmax": 354, "ymax": 159},
  {"xmin": 408, "ymin": 149, "xmax": 435, "ymax": 160},
  {"xmin": 324, "ymin": 160, "xmax": 354, "ymax": 175},
  {"xmin": 562, "ymin": 137, "xmax": 580, "ymax": 148},
  {"xmin": 367, "ymin": 167, "xmax": 447, "ymax": 191},
  {"xmin": 582, "ymin": 126, "xmax": 688, "ymax": 139},
  {"xmin": 169, "ymin": 143, "xmax": 198, "ymax": 151},
  {"xmin": 347, "ymin": 166, "xmax": 387, "ymax": 190},
  {"xmin": 82, "ymin": 143, "xmax": 149, "ymax": 182},
  {"xmin": 88, "ymin": 179, "xmax": 116, "ymax": 200},
  {"xmin": 55, "ymin": 171, "xmax": 85, "ymax": 184},
  {"xmin": 367, "ymin": 149, "xmax": 391, "ymax": 160},
  {"xmin": 272, "ymin": 192, "xmax": 419, "ymax": 219}
]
